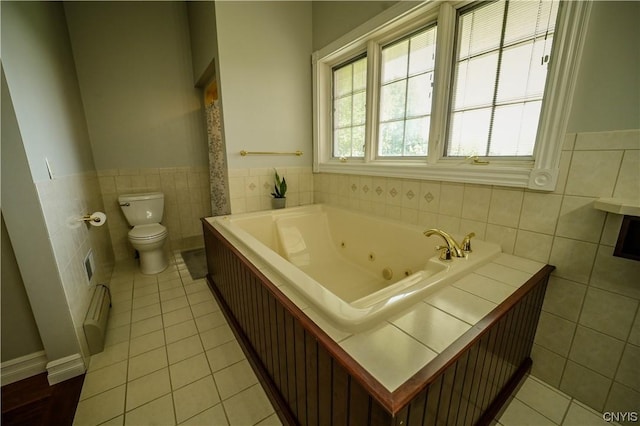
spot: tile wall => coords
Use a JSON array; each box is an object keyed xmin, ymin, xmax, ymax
[
  {"xmin": 98, "ymin": 167, "xmax": 211, "ymax": 260},
  {"xmin": 227, "ymin": 167, "xmax": 314, "ymax": 214},
  {"xmin": 313, "ymin": 129, "xmax": 640, "ymax": 415},
  {"xmin": 35, "ymin": 172, "xmax": 115, "ymax": 359}
]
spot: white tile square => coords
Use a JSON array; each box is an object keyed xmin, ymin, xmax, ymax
[
  {"xmin": 391, "ymin": 302, "xmax": 471, "ymax": 353},
  {"xmin": 129, "ymin": 329, "xmax": 166, "ymax": 358},
  {"xmin": 130, "ymin": 315, "xmax": 164, "ymax": 339},
  {"xmin": 223, "ymin": 384, "xmax": 274, "ymax": 425},
  {"xmin": 498, "ymin": 397, "xmax": 556, "ymax": 426},
  {"xmin": 124, "ymin": 394, "xmax": 175, "ymax": 426},
  {"xmin": 88, "ymin": 341, "xmax": 129, "ymax": 372},
  {"xmin": 556, "ymin": 196, "xmax": 606, "ymax": 243},
  {"xmin": 73, "ymin": 385, "xmax": 126, "ymax": 426},
  {"xmin": 131, "ymin": 303, "xmax": 161, "ymax": 323},
  {"xmin": 170, "ymin": 353, "xmax": 212, "ymax": 390},
  {"xmin": 132, "ymin": 284, "xmax": 158, "ymax": 299},
  {"xmin": 461, "ymin": 184, "xmax": 492, "ymax": 222},
  {"xmin": 108, "ymin": 311, "xmax": 131, "ymax": 330},
  {"xmin": 255, "ymin": 413, "xmax": 282, "ymax": 426},
  {"xmin": 492, "ymin": 253, "xmax": 545, "ymax": 274},
  {"xmin": 565, "ymin": 150, "xmax": 624, "ymax": 197},
  {"xmin": 128, "ymin": 347, "xmax": 168, "ymax": 381},
  {"xmin": 99, "ymin": 415, "xmax": 124, "ymax": 426},
  {"xmin": 513, "ymin": 230, "xmax": 554, "ymax": 264},
  {"xmin": 173, "ymin": 375, "xmax": 220, "ymax": 423},
  {"xmin": 179, "ymin": 404, "xmax": 228, "ymax": 425},
  {"xmin": 200, "ymin": 324, "xmax": 235, "ymax": 350},
  {"xmin": 213, "ymin": 360, "xmax": 259, "ymax": 400},
  {"xmin": 160, "ymin": 286, "xmax": 186, "ymax": 302},
  {"xmin": 184, "ymin": 281, "xmax": 208, "ymax": 295},
  {"xmin": 81, "ymin": 361, "xmax": 128, "ymax": 400},
  {"xmin": 132, "ymin": 293, "xmax": 160, "ymax": 310},
  {"xmin": 167, "ymin": 335, "xmax": 204, "ymax": 364},
  {"xmin": 340, "ymin": 323, "xmax": 437, "ymax": 391},
  {"xmin": 488, "ymin": 188, "xmax": 523, "ymax": 228},
  {"xmin": 519, "ymin": 192, "xmax": 562, "ymax": 235},
  {"xmin": 163, "ymin": 306, "xmax": 193, "ymax": 327},
  {"xmin": 614, "ymin": 150, "xmax": 640, "ymax": 199},
  {"xmin": 110, "ymin": 279, "xmax": 133, "ymax": 294},
  {"xmin": 165, "ymin": 319, "xmax": 199, "ymax": 344},
  {"xmin": 514, "ymin": 375, "xmax": 570, "ymax": 424},
  {"xmin": 110, "ymin": 298, "xmax": 132, "ymax": 315},
  {"xmin": 549, "ymin": 237, "xmax": 598, "ymax": 284},
  {"xmin": 189, "ymin": 299, "xmax": 221, "ymax": 318},
  {"xmin": 194, "ymin": 311, "xmax": 227, "ymax": 333},
  {"xmin": 126, "ymin": 368, "xmax": 171, "ymax": 411},
  {"xmin": 187, "ymin": 289, "xmax": 215, "ymax": 305},
  {"xmin": 111, "ymin": 289, "xmax": 133, "ymax": 304},
  {"xmin": 206, "ymin": 340, "xmax": 245, "ymax": 372},
  {"xmin": 104, "ymin": 324, "xmax": 131, "ymax": 348},
  {"xmin": 424, "ymin": 286, "xmax": 497, "ymax": 325},
  {"xmin": 161, "ymin": 295, "xmax": 190, "ymax": 314},
  {"xmin": 474, "ymin": 263, "xmax": 532, "ymax": 288},
  {"xmin": 157, "ymin": 270, "xmax": 182, "ymax": 283},
  {"xmin": 615, "ymin": 344, "xmax": 640, "ymax": 392},
  {"xmin": 133, "ymin": 275, "xmax": 158, "ymax": 288},
  {"xmin": 158, "ymin": 278, "xmax": 183, "ymax": 292},
  {"xmin": 562, "ymin": 400, "xmax": 611, "ymax": 426},
  {"xmin": 452, "ymin": 273, "xmax": 516, "ymax": 304}
]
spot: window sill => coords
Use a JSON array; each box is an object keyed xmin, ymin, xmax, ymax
[{"xmin": 316, "ymin": 160, "xmax": 557, "ymax": 191}]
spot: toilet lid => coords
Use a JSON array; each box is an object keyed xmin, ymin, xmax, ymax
[{"xmin": 129, "ymin": 224, "xmax": 167, "ymax": 240}]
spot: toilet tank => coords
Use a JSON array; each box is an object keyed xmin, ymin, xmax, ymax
[{"xmin": 118, "ymin": 192, "xmax": 165, "ymax": 226}]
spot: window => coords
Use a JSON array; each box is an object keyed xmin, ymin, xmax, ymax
[
  {"xmin": 333, "ymin": 57, "xmax": 367, "ymax": 158},
  {"xmin": 313, "ymin": 0, "xmax": 592, "ymax": 191},
  {"xmin": 378, "ymin": 26, "xmax": 436, "ymax": 157},
  {"xmin": 447, "ymin": 1, "xmax": 559, "ymax": 158}
]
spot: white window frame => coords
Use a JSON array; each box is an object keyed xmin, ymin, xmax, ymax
[{"xmin": 312, "ymin": 0, "xmax": 592, "ymax": 191}]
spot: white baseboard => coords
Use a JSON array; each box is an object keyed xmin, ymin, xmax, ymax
[
  {"xmin": 1, "ymin": 350, "xmax": 48, "ymax": 386},
  {"xmin": 46, "ymin": 353, "xmax": 86, "ymax": 385}
]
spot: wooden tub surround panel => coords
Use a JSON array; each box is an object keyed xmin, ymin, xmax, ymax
[{"xmin": 203, "ymin": 219, "xmax": 553, "ymax": 426}]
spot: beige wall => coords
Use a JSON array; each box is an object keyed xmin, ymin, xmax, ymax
[
  {"xmin": 64, "ymin": 1, "xmax": 208, "ymax": 171},
  {"xmin": 215, "ymin": 1, "xmax": 313, "ymax": 171},
  {"xmin": 311, "ymin": 1, "xmax": 400, "ymax": 51},
  {"xmin": 567, "ymin": 1, "xmax": 640, "ymax": 133},
  {"xmin": 186, "ymin": 1, "xmax": 218, "ymax": 86},
  {"xmin": 1, "ymin": 64, "xmax": 83, "ymax": 364},
  {"xmin": 2, "ymin": 1, "xmax": 114, "ymax": 366},
  {"xmin": 1, "ymin": 214, "xmax": 43, "ymax": 362}
]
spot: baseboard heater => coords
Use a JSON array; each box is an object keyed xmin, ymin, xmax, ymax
[{"xmin": 83, "ymin": 284, "xmax": 111, "ymax": 355}]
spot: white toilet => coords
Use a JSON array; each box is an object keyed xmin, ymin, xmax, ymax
[{"xmin": 118, "ymin": 192, "xmax": 169, "ymax": 274}]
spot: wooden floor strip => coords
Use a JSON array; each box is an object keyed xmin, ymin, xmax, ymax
[{"xmin": 1, "ymin": 373, "xmax": 85, "ymax": 426}]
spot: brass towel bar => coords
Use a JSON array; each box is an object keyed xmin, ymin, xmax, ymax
[{"xmin": 240, "ymin": 150, "xmax": 303, "ymax": 157}]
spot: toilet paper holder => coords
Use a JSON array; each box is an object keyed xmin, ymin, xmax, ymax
[
  {"xmin": 80, "ymin": 214, "xmax": 103, "ymax": 223},
  {"xmin": 79, "ymin": 212, "xmax": 107, "ymax": 226}
]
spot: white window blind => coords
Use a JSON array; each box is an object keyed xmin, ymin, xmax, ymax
[{"xmin": 446, "ymin": 0, "xmax": 559, "ymax": 158}]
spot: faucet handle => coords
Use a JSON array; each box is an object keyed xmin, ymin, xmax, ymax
[
  {"xmin": 435, "ymin": 245, "xmax": 452, "ymax": 261},
  {"xmin": 461, "ymin": 232, "xmax": 476, "ymax": 252}
]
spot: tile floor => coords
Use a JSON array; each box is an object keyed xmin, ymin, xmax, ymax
[
  {"xmin": 73, "ymin": 248, "xmax": 617, "ymax": 426},
  {"xmin": 73, "ymin": 248, "xmax": 280, "ymax": 426}
]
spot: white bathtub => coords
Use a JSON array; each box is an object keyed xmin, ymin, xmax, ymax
[{"xmin": 206, "ymin": 204, "xmax": 501, "ymax": 331}]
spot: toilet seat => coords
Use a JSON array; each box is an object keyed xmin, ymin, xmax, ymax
[{"xmin": 128, "ymin": 224, "xmax": 168, "ymax": 241}]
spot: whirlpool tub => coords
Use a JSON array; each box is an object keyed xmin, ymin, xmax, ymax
[
  {"xmin": 203, "ymin": 204, "xmax": 553, "ymax": 425},
  {"xmin": 206, "ymin": 204, "xmax": 501, "ymax": 331}
]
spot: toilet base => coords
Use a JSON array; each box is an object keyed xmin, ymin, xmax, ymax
[{"xmin": 138, "ymin": 249, "xmax": 168, "ymax": 275}]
